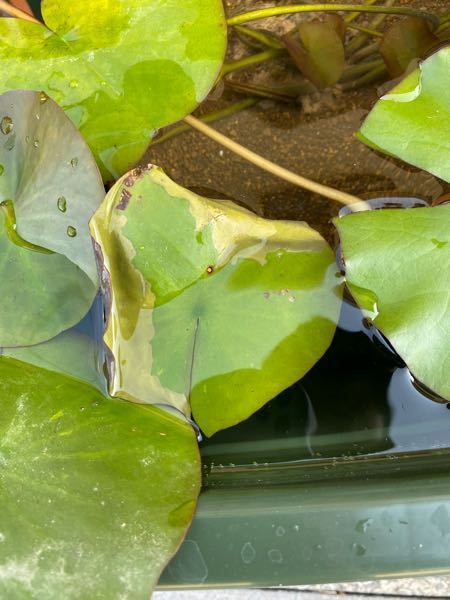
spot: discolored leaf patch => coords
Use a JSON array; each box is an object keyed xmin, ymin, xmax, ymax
[{"xmin": 91, "ymin": 166, "xmax": 342, "ymax": 435}]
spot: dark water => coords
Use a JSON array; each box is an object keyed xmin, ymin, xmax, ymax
[{"xmin": 200, "ymin": 296, "xmax": 450, "ymax": 468}]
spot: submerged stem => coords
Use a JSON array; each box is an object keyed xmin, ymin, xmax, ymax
[
  {"xmin": 347, "ymin": 22, "xmax": 383, "ymax": 37},
  {"xmin": 152, "ymin": 98, "xmax": 258, "ymax": 146},
  {"xmin": 221, "ymin": 48, "xmax": 284, "ymax": 76},
  {"xmin": 227, "ymin": 5, "xmax": 439, "ymax": 29},
  {"xmin": 0, "ymin": 0, "xmax": 40, "ymax": 23},
  {"xmin": 346, "ymin": 0, "xmax": 395, "ymax": 55},
  {"xmin": 233, "ymin": 24, "xmax": 284, "ymax": 49},
  {"xmin": 183, "ymin": 115, "xmax": 365, "ymax": 209},
  {"xmin": 344, "ymin": 0, "xmax": 378, "ymax": 23}
]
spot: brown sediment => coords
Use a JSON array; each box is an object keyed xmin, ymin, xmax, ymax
[{"xmin": 145, "ymin": 0, "xmax": 448, "ymax": 243}]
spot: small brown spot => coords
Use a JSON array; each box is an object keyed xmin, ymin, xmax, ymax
[
  {"xmin": 206, "ymin": 265, "xmax": 214, "ymax": 274},
  {"xmin": 117, "ymin": 188, "xmax": 132, "ymax": 210}
]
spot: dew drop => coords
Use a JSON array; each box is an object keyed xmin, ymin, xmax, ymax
[
  {"xmin": 33, "ymin": 138, "xmax": 40, "ymax": 148},
  {"xmin": 39, "ymin": 92, "xmax": 49, "ymax": 104},
  {"xmin": 241, "ymin": 542, "xmax": 256, "ymax": 564},
  {"xmin": 70, "ymin": 157, "xmax": 79, "ymax": 168},
  {"xmin": 268, "ymin": 549, "xmax": 283, "ymax": 564},
  {"xmin": 69, "ymin": 80, "xmax": 79, "ymax": 89},
  {"xmin": 1, "ymin": 116, "xmax": 13, "ymax": 135},
  {"xmin": 25, "ymin": 135, "xmax": 30, "ymax": 144},
  {"xmin": 57, "ymin": 196, "xmax": 67, "ymax": 213},
  {"xmin": 352, "ymin": 542, "xmax": 367, "ymax": 556},
  {"xmin": 67, "ymin": 225, "xmax": 77, "ymax": 237},
  {"xmin": 0, "ymin": 165, "xmax": 4, "ymax": 176}
]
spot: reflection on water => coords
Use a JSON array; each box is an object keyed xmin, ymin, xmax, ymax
[{"xmin": 200, "ymin": 297, "xmax": 450, "ymax": 466}]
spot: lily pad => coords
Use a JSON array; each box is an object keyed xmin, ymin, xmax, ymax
[
  {"xmin": 283, "ymin": 16, "xmax": 346, "ymax": 88},
  {"xmin": 379, "ymin": 17, "xmax": 439, "ymax": 77},
  {"xmin": 90, "ymin": 166, "xmax": 342, "ymax": 436},
  {"xmin": 1, "ymin": 329, "xmax": 105, "ymax": 391},
  {"xmin": 0, "ymin": 356, "xmax": 200, "ymax": 598},
  {"xmin": 358, "ymin": 46, "xmax": 450, "ymax": 182},
  {"xmin": 335, "ymin": 204, "xmax": 450, "ymax": 401},
  {"xmin": 0, "ymin": 90, "xmax": 104, "ymax": 347},
  {"xmin": 0, "ymin": 0, "xmax": 227, "ymax": 179}
]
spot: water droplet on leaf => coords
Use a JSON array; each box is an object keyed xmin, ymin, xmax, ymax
[
  {"xmin": 57, "ymin": 196, "xmax": 67, "ymax": 212},
  {"xmin": 69, "ymin": 80, "xmax": 79, "ymax": 88},
  {"xmin": 1, "ymin": 116, "xmax": 13, "ymax": 135},
  {"xmin": 70, "ymin": 157, "xmax": 79, "ymax": 168},
  {"xmin": 67, "ymin": 225, "xmax": 77, "ymax": 237},
  {"xmin": 39, "ymin": 92, "xmax": 49, "ymax": 104}
]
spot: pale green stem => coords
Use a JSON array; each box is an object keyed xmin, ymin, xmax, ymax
[
  {"xmin": 233, "ymin": 24, "xmax": 283, "ymax": 49},
  {"xmin": 151, "ymin": 98, "xmax": 259, "ymax": 147},
  {"xmin": 340, "ymin": 63, "xmax": 387, "ymax": 90},
  {"xmin": 0, "ymin": 0, "xmax": 39, "ymax": 23},
  {"xmin": 349, "ymin": 40, "xmax": 380, "ymax": 63},
  {"xmin": 221, "ymin": 48, "xmax": 284, "ymax": 76},
  {"xmin": 340, "ymin": 58, "xmax": 383, "ymax": 81},
  {"xmin": 346, "ymin": 0, "xmax": 395, "ymax": 54},
  {"xmin": 347, "ymin": 22, "xmax": 383, "ymax": 37},
  {"xmin": 183, "ymin": 115, "xmax": 366, "ymax": 209},
  {"xmin": 345, "ymin": 0, "xmax": 378, "ymax": 23},
  {"xmin": 227, "ymin": 5, "xmax": 439, "ymax": 29}
]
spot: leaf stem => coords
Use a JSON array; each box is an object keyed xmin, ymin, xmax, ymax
[
  {"xmin": 347, "ymin": 22, "xmax": 383, "ymax": 37},
  {"xmin": 183, "ymin": 115, "xmax": 365, "ymax": 209},
  {"xmin": 340, "ymin": 62, "xmax": 387, "ymax": 90},
  {"xmin": 0, "ymin": 0, "xmax": 40, "ymax": 23},
  {"xmin": 233, "ymin": 24, "xmax": 284, "ymax": 49},
  {"xmin": 226, "ymin": 5, "xmax": 439, "ymax": 30},
  {"xmin": 340, "ymin": 58, "xmax": 383, "ymax": 81},
  {"xmin": 346, "ymin": 0, "xmax": 394, "ymax": 55},
  {"xmin": 152, "ymin": 98, "xmax": 259, "ymax": 146},
  {"xmin": 221, "ymin": 48, "xmax": 284, "ymax": 76},
  {"xmin": 344, "ymin": 0, "xmax": 378, "ymax": 23}
]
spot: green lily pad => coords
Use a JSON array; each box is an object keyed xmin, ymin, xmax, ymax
[
  {"xmin": 335, "ymin": 204, "xmax": 450, "ymax": 401},
  {"xmin": 0, "ymin": 0, "xmax": 226, "ymax": 179},
  {"xmin": 0, "ymin": 90, "xmax": 104, "ymax": 347},
  {"xmin": 1, "ymin": 329, "xmax": 105, "ymax": 392},
  {"xmin": 0, "ymin": 356, "xmax": 200, "ymax": 598},
  {"xmin": 91, "ymin": 166, "xmax": 342, "ymax": 436},
  {"xmin": 358, "ymin": 46, "xmax": 450, "ymax": 182}
]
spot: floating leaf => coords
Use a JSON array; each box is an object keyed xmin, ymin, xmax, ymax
[
  {"xmin": 335, "ymin": 205, "xmax": 450, "ymax": 401},
  {"xmin": 283, "ymin": 16, "xmax": 346, "ymax": 87},
  {"xmin": 358, "ymin": 46, "xmax": 450, "ymax": 182},
  {"xmin": 91, "ymin": 166, "xmax": 342, "ymax": 436},
  {"xmin": 1, "ymin": 329, "xmax": 104, "ymax": 391},
  {"xmin": 379, "ymin": 17, "xmax": 439, "ymax": 77},
  {"xmin": 0, "ymin": 356, "xmax": 200, "ymax": 598},
  {"xmin": 0, "ymin": 90, "xmax": 104, "ymax": 347},
  {"xmin": 0, "ymin": 0, "xmax": 226, "ymax": 179}
]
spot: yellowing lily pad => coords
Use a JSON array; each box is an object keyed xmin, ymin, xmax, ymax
[
  {"xmin": 0, "ymin": 0, "xmax": 227, "ymax": 178},
  {"xmin": 91, "ymin": 166, "xmax": 342, "ymax": 435}
]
